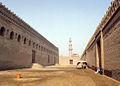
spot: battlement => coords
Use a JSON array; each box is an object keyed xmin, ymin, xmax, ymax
[
  {"xmin": 82, "ymin": 0, "xmax": 120, "ymax": 55},
  {"xmin": 0, "ymin": 2, "xmax": 58, "ymax": 50}
]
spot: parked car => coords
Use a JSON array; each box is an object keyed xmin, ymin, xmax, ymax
[{"xmin": 76, "ymin": 61, "xmax": 88, "ymax": 69}]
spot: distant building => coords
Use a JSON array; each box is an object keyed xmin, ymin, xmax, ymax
[{"xmin": 59, "ymin": 38, "xmax": 80, "ymax": 65}]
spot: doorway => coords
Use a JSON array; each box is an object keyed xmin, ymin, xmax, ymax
[
  {"xmin": 32, "ymin": 50, "xmax": 35, "ymax": 63},
  {"xmin": 69, "ymin": 60, "xmax": 73, "ymax": 64},
  {"xmin": 97, "ymin": 39, "xmax": 102, "ymax": 67}
]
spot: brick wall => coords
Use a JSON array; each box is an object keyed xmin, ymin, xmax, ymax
[
  {"xmin": 0, "ymin": 4, "xmax": 59, "ymax": 70},
  {"xmin": 81, "ymin": 1, "xmax": 120, "ymax": 81},
  {"xmin": 59, "ymin": 56, "xmax": 80, "ymax": 65},
  {"xmin": 103, "ymin": 20, "xmax": 120, "ymax": 81},
  {"xmin": 86, "ymin": 45, "xmax": 96, "ymax": 70}
]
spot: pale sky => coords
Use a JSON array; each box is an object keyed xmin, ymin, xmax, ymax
[{"xmin": 0, "ymin": 0, "xmax": 113, "ymax": 56}]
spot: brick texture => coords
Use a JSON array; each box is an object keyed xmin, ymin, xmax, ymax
[{"xmin": 0, "ymin": 4, "xmax": 59, "ymax": 70}]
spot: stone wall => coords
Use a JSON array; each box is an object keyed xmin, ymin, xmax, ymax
[
  {"xmin": 103, "ymin": 13, "xmax": 120, "ymax": 80},
  {"xmin": 59, "ymin": 56, "xmax": 80, "ymax": 66},
  {"xmin": 81, "ymin": 0, "xmax": 120, "ymax": 81},
  {"xmin": 0, "ymin": 3, "xmax": 59, "ymax": 70},
  {"xmin": 86, "ymin": 45, "xmax": 96, "ymax": 70}
]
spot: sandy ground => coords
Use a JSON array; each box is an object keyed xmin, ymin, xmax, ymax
[{"xmin": 0, "ymin": 66, "xmax": 120, "ymax": 86}]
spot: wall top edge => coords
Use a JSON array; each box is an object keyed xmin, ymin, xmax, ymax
[
  {"xmin": 0, "ymin": 2, "xmax": 58, "ymax": 50},
  {"xmin": 81, "ymin": 0, "xmax": 120, "ymax": 57}
]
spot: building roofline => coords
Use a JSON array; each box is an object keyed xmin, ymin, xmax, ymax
[
  {"xmin": 0, "ymin": 2, "xmax": 58, "ymax": 50},
  {"xmin": 81, "ymin": 0, "xmax": 120, "ymax": 57}
]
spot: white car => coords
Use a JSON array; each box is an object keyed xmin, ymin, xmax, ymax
[{"xmin": 76, "ymin": 61, "xmax": 88, "ymax": 69}]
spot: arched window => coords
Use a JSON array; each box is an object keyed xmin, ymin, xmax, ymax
[
  {"xmin": 39, "ymin": 46, "xmax": 40, "ymax": 50},
  {"xmin": 33, "ymin": 42, "xmax": 35, "ymax": 48},
  {"xmin": 24, "ymin": 38, "xmax": 26, "ymax": 44},
  {"xmin": 17, "ymin": 35, "xmax": 21, "ymax": 42},
  {"xmin": 0, "ymin": 27, "xmax": 5, "ymax": 36},
  {"xmin": 29, "ymin": 40, "xmax": 31, "ymax": 46},
  {"xmin": 10, "ymin": 31, "xmax": 14, "ymax": 40}
]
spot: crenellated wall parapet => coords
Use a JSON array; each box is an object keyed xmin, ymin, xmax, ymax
[
  {"xmin": 95, "ymin": 0, "xmax": 119, "ymax": 33},
  {"xmin": 95, "ymin": 0, "xmax": 119, "ymax": 35},
  {"xmin": 0, "ymin": 2, "xmax": 57, "ymax": 51},
  {"xmin": 81, "ymin": 0, "xmax": 120, "ymax": 58}
]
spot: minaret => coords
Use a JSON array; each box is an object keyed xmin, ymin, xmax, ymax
[{"xmin": 69, "ymin": 38, "xmax": 72, "ymax": 58}]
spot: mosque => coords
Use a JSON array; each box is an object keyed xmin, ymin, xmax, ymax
[{"xmin": 59, "ymin": 38, "xmax": 81, "ymax": 65}]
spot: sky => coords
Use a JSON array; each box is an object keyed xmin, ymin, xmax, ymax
[{"xmin": 0, "ymin": 0, "xmax": 113, "ymax": 56}]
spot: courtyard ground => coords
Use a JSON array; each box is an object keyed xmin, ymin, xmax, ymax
[{"xmin": 0, "ymin": 66, "xmax": 120, "ymax": 86}]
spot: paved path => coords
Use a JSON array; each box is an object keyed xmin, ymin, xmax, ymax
[{"xmin": 0, "ymin": 67, "xmax": 119, "ymax": 86}]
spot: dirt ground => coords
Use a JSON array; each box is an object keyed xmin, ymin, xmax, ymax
[{"xmin": 0, "ymin": 66, "xmax": 120, "ymax": 86}]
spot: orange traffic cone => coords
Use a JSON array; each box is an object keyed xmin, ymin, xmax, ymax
[{"xmin": 17, "ymin": 73, "xmax": 21, "ymax": 79}]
